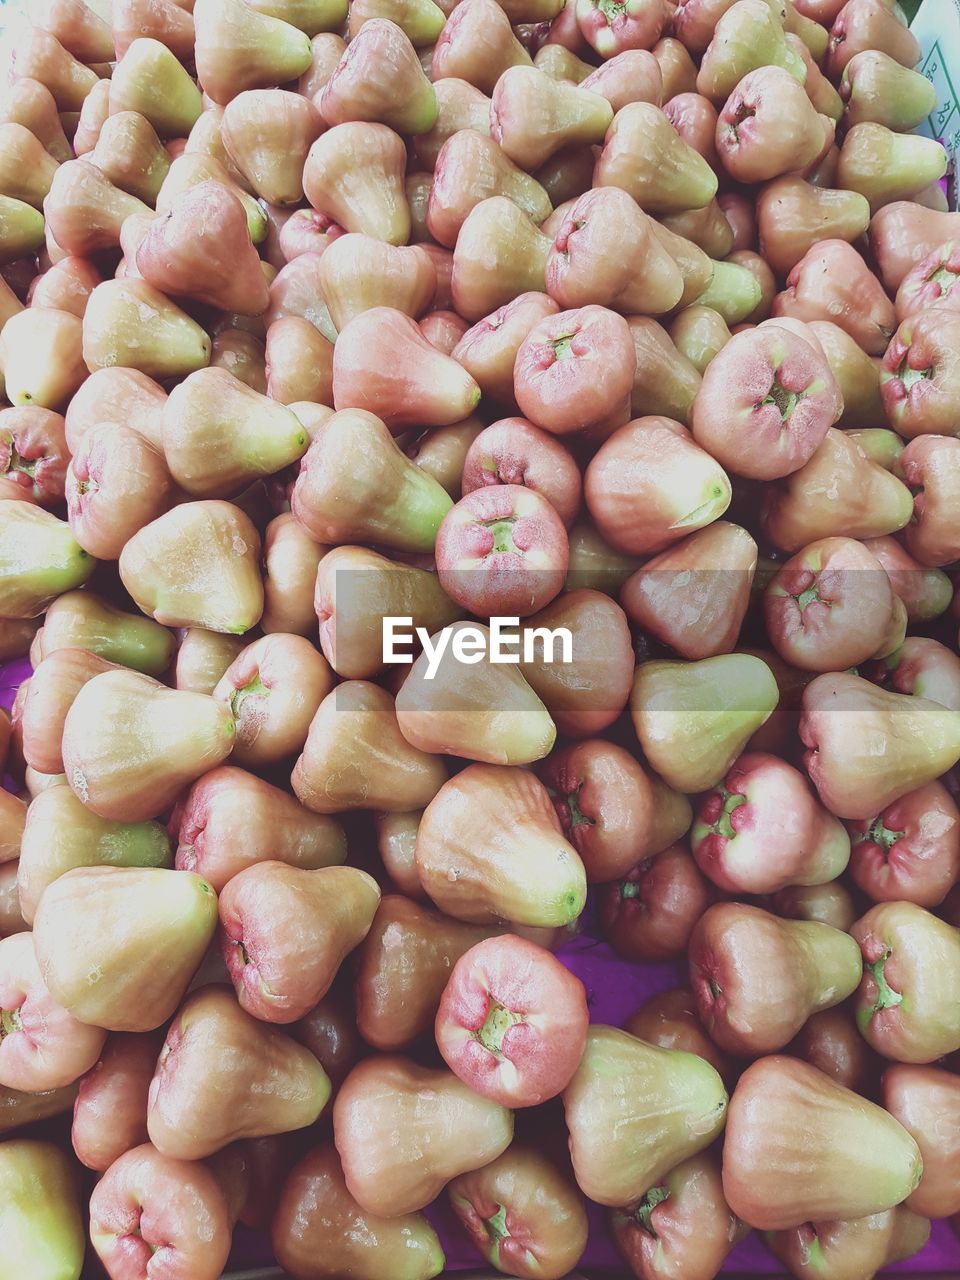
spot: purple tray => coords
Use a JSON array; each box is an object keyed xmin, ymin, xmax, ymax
[{"xmin": 2, "ymin": 657, "xmax": 957, "ymax": 1276}]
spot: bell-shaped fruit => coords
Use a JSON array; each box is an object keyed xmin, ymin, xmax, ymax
[
  {"xmin": 757, "ymin": 176, "xmax": 871, "ymax": 278},
  {"xmin": 82, "ymin": 279, "xmax": 211, "ymax": 378},
  {"xmin": 120, "ymin": 500, "xmax": 263, "ymax": 633},
  {"xmin": 668, "ymin": 303, "xmax": 731, "ymax": 373},
  {"xmin": 431, "ymin": 0, "xmax": 532, "ymax": 95},
  {"xmin": 61, "ymin": 669, "xmax": 236, "ymax": 821},
  {"xmin": 621, "ymin": 521, "xmax": 757, "ymax": 660},
  {"xmin": 697, "ymin": 0, "xmax": 806, "ymax": 103},
  {"xmin": 113, "ymin": 0, "xmax": 197, "ymax": 61},
  {"xmin": 20, "ymin": 648, "xmax": 118, "ymax": 777},
  {"xmin": 452, "ymin": 197, "xmax": 552, "ymax": 323},
  {"xmin": 775, "ymin": 240, "xmax": 895, "ymax": 356},
  {"xmin": 136, "ymin": 180, "xmax": 269, "ymax": 317},
  {"xmin": 691, "ymin": 751, "xmax": 849, "ymax": 895},
  {"xmin": 89, "ymin": 1143, "xmax": 231, "ymax": 1280},
  {"xmin": 0, "ymin": 502, "xmax": 94, "ymax": 619},
  {"xmin": 322, "ymin": 19, "xmax": 437, "ymax": 134},
  {"xmin": 415, "ymin": 764, "xmax": 587, "ymax": 927},
  {"xmin": 631, "ymin": 653, "xmax": 779, "ymax": 793},
  {"xmin": 627, "ymin": 318, "xmax": 702, "ymax": 423},
  {"xmin": 426, "ymin": 128, "xmax": 551, "ymax": 249},
  {"xmin": 147, "ymin": 986, "xmax": 331, "ymax": 1159},
  {"xmin": 0, "ymin": 75, "xmax": 71, "ymax": 162},
  {"xmin": 292, "ymin": 408, "xmax": 453, "ymax": 551},
  {"xmin": 611, "ymin": 1152, "xmax": 745, "ymax": 1280},
  {"xmin": 292, "ymin": 680, "xmax": 447, "ymax": 814},
  {"xmin": 0, "ymin": 308, "xmax": 85, "ymax": 411},
  {"xmin": 87, "ymin": 112, "xmax": 170, "ymax": 207},
  {"xmin": 303, "ymin": 121, "xmax": 410, "ymax": 245},
  {"xmin": 807, "ymin": 319, "xmax": 885, "ymax": 427},
  {"xmin": 0, "ymin": 1140, "xmax": 85, "ymax": 1280},
  {"xmin": 716, "ymin": 66, "xmax": 830, "ymax": 185},
  {"xmin": 0, "ymin": 932, "xmax": 106, "ymax": 1093},
  {"xmin": 221, "ymin": 89, "xmax": 324, "ymax": 206},
  {"xmin": 9, "ymin": 27, "xmax": 99, "ymax": 112},
  {"xmin": 64, "ymin": 366, "xmax": 166, "ymax": 453},
  {"xmin": 0, "ymin": 195, "xmax": 45, "ymax": 263},
  {"xmin": 319, "ymin": 234, "xmax": 434, "ymax": 332},
  {"xmin": 837, "ymin": 123, "xmax": 947, "ymax": 214},
  {"xmin": 273, "ymin": 1144, "xmax": 445, "ymax": 1280},
  {"xmin": 800, "ymin": 672, "xmax": 960, "ymax": 820},
  {"xmin": 546, "ymin": 186, "xmax": 684, "ymax": 315},
  {"xmin": 33, "ymin": 866, "xmax": 217, "ymax": 1032},
  {"xmin": 332, "ymin": 307, "xmax": 480, "ymax": 429},
  {"xmin": 491, "ymin": 65, "xmax": 612, "ymax": 171},
  {"xmin": 841, "ymin": 49, "xmax": 938, "ymax": 131},
  {"xmin": 314, "ymin": 544, "xmax": 460, "ymax": 678},
  {"xmin": 333, "ymin": 1055, "xmax": 513, "ymax": 1215},
  {"xmin": 584, "ymin": 416, "xmax": 731, "ymax": 556},
  {"xmin": 883, "ymin": 1064, "xmax": 960, "ymax": 1218},
  {"xmin": 18, "ymin": 785, "xmax": 172, "ymax": 925},
  {"xmin": 564, "ymin": 1025, "xmax": 728, "ymax": 1207},
  {"xmin": 689, "ymin": 903, "xmax": 862, "ymax": 1055},
  {"xmin": 722, "ymin": 1055, "xmax": 922, "ymax": 1229},
  {"xmin": 36, "ymin": 590, "xmax": 173, "ymax": 676},
  {"xmin": 157, "ymin": 152, "xmax": 268, "ymax": 244},
  {"xmin": 396, "ymin": 622, "xmax": 556, "ymax": 765},
  {"xmin": 162, "ymin": 368, "xmax": 307, "ymax": 497},
  {"xmin": 594, "ymin": 100, "xmax": 718, "ymax": 213},
  {"xmin": 763, "ymin": 429, "xmax": 913, "ymax": 552},
  {"xmin": 767, "ymin": 1205, "xmax": 930, "ymax": 1280},
  {"xmin": 852, "ymin": 901, "xmax": 960, "ymax": 1064},
  {"xmin": 194, "ymin": 0, "xmax": 313, "ymax": 105},
  {"xmin": 177, "ymin": 765, "xmax": 346, "ymax": 891},
  {"xmin": 109, "ymin": 38, "xmax": 202, "ymax": 138},
  {"xmin": 0, "ymin": 122, "xmax": 58, "ymax": 210},
  {"xmin": 219, "ymin": 862, "xmax": 380, "ymax": 1023}
]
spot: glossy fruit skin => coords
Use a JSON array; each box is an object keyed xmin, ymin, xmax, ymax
[
  {"xmin": 333, "ymin": 1055, "xmax": 514, "ymax": 1216},
  {"xmin": 722, "ymin": 1055, "xmax": 923, "ymax": 1230},
  {"xmin": 448, "ymin": 1145, "xmax": 588, "ymax": 1280},
  {"xmin": 435, "ymin": 934, "xmax": 588, "ymax": 1107},
  {"xmin": 611, "ymin": 1152, "xmax": 745, "ymax": 1280},
  {"xmin": 882, "ymin": 1064, "xmax": 960, "ymax": 1219},
  {"xmin": 852, "ymin": 901, "xmax": 960, "ymax": 1063},
  {"xmin": 272, "ymin": 1143, "xmax": 445, "ymax": 1280},
  {"xmin": 847, "ymin": 782, "xmax": 960, "ymax": 908},
  {"xmin": 599, "ymin": 843, "xmax": 711, "ymax": 963}
]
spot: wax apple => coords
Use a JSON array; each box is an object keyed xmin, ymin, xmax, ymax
[
  {"xmin": 626, "ymin": 318, "xmax": 702, "ymax": 424},
  {"xmin": 881, "ymin": 312, "xmax": 960, "ymax": 442},
  {"xmin": 852, "ymin": 902, "xmax": 960, "ymax": 1063},
  {"xmin": 0, "ymin": 502, "xmax": 94, "ymax": 619},
  {"xmin": 826, "ymin": 0, "xmax": 921, "ymax": 78},
  {"xmin": 518, "ymin": 589, "xmax": 635, "ymax": 737},
  {"xmin": 34, "ymin": 866, "xmax": 217, "ymax": 1032},
  {"xmin": 624, "ymin": 986, "xmax": 734, "ymax": 1086},
  {"xmin": 848, "ymin": 782, "xmax": 960, "ymax": 908},
  {"xmin": 435, "ymin": 934, "xmax": 588, "ymax": 1107},
  {"xmin": 147, "ymin": 987, "xmax": 330, "ymax": 1159},
  {"xmin": 89, "ymin": 1143, "xmax": 232, "ymax": 1280},
  {"xmin": 0, "ymin": 1140, "xmax": 84, "ymax": 1280},
  {"xmin": 883, "ymin": 1064, "xmax": 960, "ymax": 1218},
  {"xmin": 543, "ymin": 740, "xmax": 691, "ymax": 883},
  {"xmin": 870, "ymin": 202, "xmax": 960, "ymax": 293},
  {"xmin": 273, "ymin": 1143, "xmax": 445, "ymax": 1280},
  {"xmin": 631, "ymin": 653, "xmax": 779, "ymax": 794},
  {"xmin": 395, "ymin": 622, "xmax": 557, "ymax": 766},
  {"xmin": 763, "ymin": 429, "xmax": 913, "ymax": 553},
  {"xmin": 599, "ymin": 843, "xmax": 711, "ymax": 962},
  {"xmin": 431, "ymin": 0, "xmax": 532, "ymax": 94},
  {"xmin": 594, "ymin": 101, "xmax": 717, "ymax": 213},
  {"xmin": 435, "ymin": 484, "xmax": 568, "ymax": 619},
  {"xmin": 764, "ymin": 537, "xmax": 896, "ymax": 672},
  {"xmin": 691, "ymin": 752, "xmax": 850, "ymax": 895},
  {"xmin": 722, "ymin": 1056, "xmax": 922, "ymax": 1229},
  {"xmin": 612, "ymin": 1152, "xmax": 745, "ymax": 1280},
  {"xmin": 563, "ymin": 1025, "xmax": 728, "ymax": 1207},
  {"xmin": 448, "ymin": 1146, "xmax": 588, "ymax": 1280},
  {"xmin": 452, "ymin": 293, "xmax": 559, "ymax": 405},
  {"xmin": 545, "ymin": 187, "xmax": 684, "ymax": 316},
  {"xmin": 72, "ymin": 1032, "xmax": 162, "ymax": 1173},
  {"xmin": 585, "ymin": 417, "xmax": 731, "ymax": 556},
  {"xmin": 792, "ymin": 979, "xmax": 877, "ymax": 1089},
  {"xmin": 864, "ymin": 535, "xmax": 953, "ymax": 625},
  {"xmin": 355, "ymin": 896, "xmax": 498, "ymax": 1050},
  {"xmin": 303, "ymin": 121, "xmax": 410, "ymax": 244},
  {"xmin": 800, "ymin": 672, "xmax": 960, "ymax": 820},
  {"xmin": 427, "ymin": 129, "xmax": 549, "ymax": 249},
  {"xmin": 716, "ymin": 66, "xmax": 827, "ymax": 184},
  {"xmin": 292, "ymin": 409, "xmax": 453, "ymax": 553},
  {"xmin": 219, "ymin": 863, "xmax": 381, "ymax": 1023},
  {"xmin": 898, "ymin": 435, "xmax": 960, "ymax": 568},
  {"xmin": 177, "ymin": 766, "xmax": 346, "ymax": 891},
  {"xmin": 37, "ymin": 590, "xmax": 174, "ymax": 677},
  {"xmin": 461, "ymin": 419, "xmax": 581, "ymax": 530},
  {"xmin": 513, "ymin": 305, "xmax": 636, "ymax": 435},
  {"xmin": 837, "ymin": 123, "xmax": 947, "ymax": 214},
  {"xmin": 767, "ymin": 1206, "xmax": 931, "ymax": 1280},
  {"xmin": 18, "ymin": 786, "xmax": 173, "ymax": 925},
  {"xmin": 334, "ymin": 1056, "xmax": 513, "ymax": 1215},
  {"xmin": 19, "ymin": 648, "xmax": 117, "ymax": 776},
  {"xmin": 415, "ymin": 765, "xmax": 587, "ymax": 928},
  {"xmin": 690, "ymin": 903, "xmax": 862, "ymax": 1055},
  {"xmin": 896, "ymin": 241, "xmax": 960, "ymax": 323},
  {"xmin": 669, "ymin": 304, "xmax": 731, "ymax": 374},
  {"xmin": 0, "ymin": 932, "xmax": 106, "ymax": 1092}
]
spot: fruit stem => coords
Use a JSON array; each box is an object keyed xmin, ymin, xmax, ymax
[
  {"xmin": 868, "ymin": 949, "xmax": 903, "ymax": 1012},
  {"xmin": 865, "ymin": 816, "xmax": 904, "ymax": 856},
  {"xmin": 0, "ymin": 1007, "xmax": 21, "ymax": 1039},
  {"xmin": 633, "ymin": 1184, "xmax": 670, "ymax": 1236},
  {"xmin": 565, "ymin": 786, "xmax": 595, "ymax": 829},
  {"xmin": 761, "ymin": 380, "xmax": 800, "ymax": 420},
  {"xmin": 230, "ymin": 671, "xmax": 268, "ymax": 718},
  {"xmin": 483, "ymin": 517, "xmax": 518, "ymax": 554},
  {"xmin": 475, "ymin": 997, "xmax": 523, "ymax": 1056},
  {"xmin": 711, "ymin": 788, "xmax": 747, "ymax": 840}
]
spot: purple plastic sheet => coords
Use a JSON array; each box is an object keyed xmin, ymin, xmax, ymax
[{"xmin": 2, "ymin": 658, "xmax": 957, "ymax": 1275}]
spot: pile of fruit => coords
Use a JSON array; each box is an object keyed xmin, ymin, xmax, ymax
[{"xmin": 2, "ymin": 0, "xmax": 960, "ymax": 1276}]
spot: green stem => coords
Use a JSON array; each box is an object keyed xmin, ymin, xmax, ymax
[
  {"xmin": 566, "ymin": 786, "xmax": 595, "ymax": 829},
  {"xmin": 869, "ymin": 949, "xmax": 903, "ymax": 1013},
  {"xmin": 230, "ymin": 672, "xmax": 268, "ymax": 718},
  {"xmin": 0, "ymin": 1007, "xmax": 21, "ymax": 1039},
  {"xmin": 475, "ymin": 998, "xmax": 523, "ymax": 1056},
  {"xmin": 552, "ymin": 334, "xmax": 575, "ymax": 361},
  {"xmin": 633, "ymin": 1185, "xmax": 670, "ymax": 1236},
  {"xmin": 865, "ymin": 816, "xmax": 904, "ymax": 856},
  {"xmin": 711, "ymin": 789, "xmax": 747, "ymax": 840},
  {"xmin": 794, "ymin": 583, "xmax": 822, "ymax": 611},
  {"xmin": 484, "ymin": 517, "xmax": 518, "ymax": 555},
  {"xmin": 761, "ymin": 380, "xmax": 800, "ymax": 420}
]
